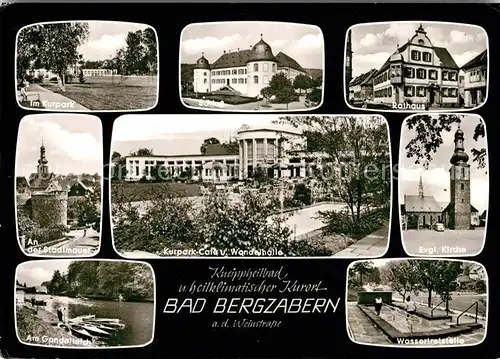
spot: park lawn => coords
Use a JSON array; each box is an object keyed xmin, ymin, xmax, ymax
[
  {"xmin": 111, "ymin": 182, "xmax": 203, "ymax": 202},
  {"xmin": 41, "ymin": 81, "xmax": 157, "ymax": 110}
]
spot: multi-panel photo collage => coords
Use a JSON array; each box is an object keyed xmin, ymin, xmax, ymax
[{"xmin": 0, "ymin": 3, "xmax": 497, "ymax": 359}]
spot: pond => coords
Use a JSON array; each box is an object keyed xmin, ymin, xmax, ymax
[{"xmin": 35, "ymin": 294, "xmax": 154, "ymax": 346}]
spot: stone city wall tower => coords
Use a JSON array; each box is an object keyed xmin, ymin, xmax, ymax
[
  {"xmin": 31, "ymin": 191, "xmax": 68, "ymax": 228},
  {"xmin": 449, "ymin": 125, "xmax": 471, "ymax": 229}
]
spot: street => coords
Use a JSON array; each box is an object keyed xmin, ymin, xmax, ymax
[
  {"xmin": 45, "ymin": 229, "xmax": 100, "ymax": 256},
  {"xmin": 403, "ymin": 228, "xmax": 485, "ymax": 256}
]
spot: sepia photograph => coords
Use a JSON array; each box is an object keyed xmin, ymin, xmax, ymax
[
  {"xmin": 399, "ymin": 114, "xmax": 488, "ymax": 256},
  {"xmin": 15, "ymin": 259, "xmax": 155, "ymax": 348},
  {"xmin": 345, "ymin": 22, "xmax": 488, "ymax": 112},
  {"xmin": 15, "ymin": 114, "xmax": 103, "ymax": 257},
  {"xmin": 347, "ymin": 258, "xmax": 487, "ymax": 347},
  {"xmin": 16, "ymin": 21, "xmax": 158, "ymax": 112},
  {"xmin": 179, "ymin": 22, "xmax": 324, "ymax": 112},
  {"xmin": 110, "ymin": 114, "xmax": 391, "ymax": 258}
]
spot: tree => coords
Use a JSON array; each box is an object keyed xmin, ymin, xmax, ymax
[
  {"xmin": 111, "ymin": 151, "xmax": 128, "ymax": 181},
  {"xmin": 414, "ymin": 260, "xmax": 444, "ymax": 307},
  {"xmin": 180, "ymin": 64, "xmax": 195, "ymax": 94},
  {"xmin": 142, "ymin": 27, "xmax": 158, "ymax": 75},
  {"xmin": 131, "ymin": 148, "xmax": 153, "ymax": 156},
  {"xmin": 350, "ymin": 261, "xmax": 374, "ymax": 287},
  {"xmin": 112, "ymin": 48, "xmax": 126, "ymax": 77},
  {"xmin": 293, "ymin": 74, "xmax": 311, "ymax": 95},
  {"xmin": 268, "ymin": 73, "xmax": 296, "ymax": 110},
  {"xmin": 433, "ymin": 261, "xmax": 462, "ymax": 312},
  {"xmin": 200, "ymin": 137, "xmax": 220, "ymax": 154},
  {"xmin": 17, "ymin": 22, "xmax": 90, "ymax": 91},
  {"xmin": 74, "ymin": 186, "xmax": 101, "ymax": 231},
  {"xmin": 405, "ymin": 114, "xmax": 487, "ymax": 172},
  {"xmin": 367, "ymin": 267, "xmax": 381, "ymax": 284},
  {"xmin": 276, "ymin": 116, "xmax": 390, "ymax": 222},
  {"xmin": 260, "ymin": 86, "xmax": 272, "ymax": 107},
  {"xmin": 124, "ymin": 30, "xmax": 146, "ymax": 75},
  {"xmin": 386, "ymin": 261, "xmax": 422, "ymax": 299}
]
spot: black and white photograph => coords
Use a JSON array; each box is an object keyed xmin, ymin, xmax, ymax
[
  {"xmin": 15, "ymin": 114, "xmax": 103, "ymax": 257},
  {"xmin": 16, "ymin": 21, "xmax": 158, "ymax": 112},
  {"xmin": 15, "ymin": 259, "xmax": 155, "ymax": 348},
  {"xmin": 345, "ymin": 22, "xmax": 488, "ymax": 112},
  {"xmin": 110, "ymin": 114, "xmax": 391, "ymax": 258},
  {"xmin": 346, "ymin": 258, "xmax": 487, "ymax": 347},
  {"xmin": 179, "ymin": 22, "xmax": 324, "ymax": 112},
  {"xmin": 399, "ymin": 114, "xmax": 488, "ymax": 257}
]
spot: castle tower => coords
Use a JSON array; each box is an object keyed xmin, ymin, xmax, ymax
[
  {"xmin": 37, "ymin": 141, "xmax": 49, "ymax": 176},
  {"xmin": 193, "ymin": 52, "xmax": 211, "ymax": 94},
  {"xmin": 449, "ymin": 125, "xmax": 471, "ymax": 229},
  {"xmin": 246, "ymin": 34, "xmax": 278, "ymax": 97},
  {"xmin": 345, "ymin": 29, "xmax": 353, "ymax": 99}
]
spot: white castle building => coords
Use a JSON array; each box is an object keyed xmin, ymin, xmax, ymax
[
  {"xmin": 123, "ymin": 125, "xmax": 339, "ymax": 183},
  {"xmin": 193, "ymin": 34, "xmax": 308, "ymax": 97}
]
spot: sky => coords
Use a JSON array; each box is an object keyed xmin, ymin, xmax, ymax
[
  {"xmin": 17, "ymin": 260, "xmax": 71, "ymax": 287},
  {"xmin": 180, "ymin": 22, "xmax": 324, "ymax": 69},
  {"xmin": 350, "ymin": 22, "xmax": 488, "ymax": 77},
  {"xmin": 73, "ymin": 21, "xmax": 151, "ymax": 61},
  {"xmin": 112, "ymin": 114, "xmax": 302, "ymax": 157},
  {"xmin": 16, "ymin": 114, "xmax": 103, "ymax": 177},
  {"xmin": 399, "ymin": 114, "xmax": 488, "ymax": 214}
]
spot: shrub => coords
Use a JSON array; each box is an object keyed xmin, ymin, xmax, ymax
[
  {"xmin": 306, "ymin": 88, "xmax": 322, "ymax": 103},
  {"xmin": 321, "ymin": 206, "xmax": 389, "ymax": 239},
  {"xmin": 78, "ymin": 71, "xmax": 85, "ymax": 84},
  {"xmin": 285, "ymin": 240, "xmax": 333, "ymax": 256},
  {"xmin": 293, "ymin": 183, "xmax": 312, "ymax": 206},
  {"xmin": 29, "ymin": 224, "xmax": 69, "ymax": 245},
  {"xmin": 475, "ymin": 280, "xmax": 486, "ymax": 294}
]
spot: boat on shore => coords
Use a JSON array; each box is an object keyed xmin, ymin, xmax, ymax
[{"xmin": 54, "ymin": 314, "xmax": 125, "ymax": 342}]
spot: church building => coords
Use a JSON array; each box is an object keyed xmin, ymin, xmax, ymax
[
  {"xmin": 402, "ymin": 126, "xmax": 479, "ymax": 230},
  {"xmin": 192, "ymin": 35, "xmax": 308, "ymax": 97},
  {"xmin": 372, "ymin": 24, "xmax": 460, "ymax": 108}
]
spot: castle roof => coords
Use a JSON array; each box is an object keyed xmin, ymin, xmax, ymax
[
  {"xmin": 461, "ymin": 49, "xmax": 487, "ymax": 70},
  {"xmin": 275, "ymin": 52, "xmax": 306, "ymax": 73},
  {"xmin": 195, "ymin": 54, "xmax": 211, "ymax": 70}
]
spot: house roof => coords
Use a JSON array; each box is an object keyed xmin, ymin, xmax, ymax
[
  {"xmin": 457, "ymin": 275, "xmax": 473, "ymax": 283},
  {"xmin": 404, "ymin": 195, "xmax": 442, "ymax": 213},
  {"xmin": 350, "ymin": 69, "xmax": 377, "ymax": 86},
  {"xmin": 461, "ymin": 49, "xmax": 487, "ymax": 70},
  {"xmin": 479, "ymin": 210, "xmax": 487, "ymax": 219},
  {"xmin": 203, "ymin": 143, "xmax": 239, "ymax": 156},
  {"xmin": 16, "ymin": 176, "xmax": 30, "ymax": 189},
  {"xmin": 374, "ymin": 43, "xmax": 458, "ymax": 77},
  {"xmin": 275, "ymin": 52, "xmax": 306, "ymax": 73},
  {"xmin": 28, "ymin": 172, "xmax": 56, "ymax": 189},
  {"xmin": 442, "ymin": 202, "xmax": 479, "ymax": 213}
]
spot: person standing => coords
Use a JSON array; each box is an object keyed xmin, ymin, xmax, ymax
[
  {"xmin": 374, "ymin": 296, "xmax": 383, "ymax": 315},
  {"xmin": 404, "ymin": 296, "xmax": 417, "ymax": 318}
]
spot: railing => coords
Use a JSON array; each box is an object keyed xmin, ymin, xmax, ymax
[
  {"xmin": 382, "ymin": 304, "xmax": 422, "ymax": 324},
  {"xmin": 431, "ymin": 300, "xmax": 446, "ymax": 317},
  {"xmin": 456, "ymin": 301, "xmax": 479, "ymax": 325}
]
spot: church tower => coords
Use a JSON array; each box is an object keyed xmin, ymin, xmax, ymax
[
  {"xmin": 418, "ymin": 173, "xmax": 424, "ymax": 197},
  {"xmin": 345, "ymin": 29, "xmax": 353, "ymax": 99},
  {"xmin": 37, "ymin": 141, "xmax": 49, "ymax": 176},
  {"xmin": 449, "ymin": 125, "xmax": 471, "ymax": 229}
]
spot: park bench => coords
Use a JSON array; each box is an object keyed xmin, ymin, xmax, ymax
[{"xmin": 18, "ymin": 91, "xmax": 40, "ymax": 102}]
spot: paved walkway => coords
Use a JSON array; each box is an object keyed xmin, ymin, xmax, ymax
[
  {"xmin": 19, "ymin": 84, "xmax": 89, "ymax": 111},
  {"xmin": 333, "ymin": 226, "xmax": 388, "ymax": 257},
  {"xmin": 183, "ymin": 95, "xmax": 310, "ymax": 111},
  {"xmin": 403, "ymin": 228, "xmax": 485, "ymax": 256},
  {"xmin": 347, "ymin": 302, "xmax": 392, "ymax": 344}
]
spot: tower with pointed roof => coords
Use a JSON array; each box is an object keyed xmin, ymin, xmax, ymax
[
  {"xmin": 193, "ymin": 52, "xmax": 211, "ymax": 94},
  {"xmin": 37, "ymin": 142, "xmax": 49, "ymax": 176},
  {"xmin": 345, "ymin": 29, "xmax": 353, "ymax": 99},
  {"xmin": 448, "ymin": 124, "xmax": 471, "ymax": 229},
  {"xmin": 418, "ymin": 173, "xmax": 424, "ymax": 197}
]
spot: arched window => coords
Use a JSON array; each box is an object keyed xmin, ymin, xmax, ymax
[
  {"xmin": 462, "ymin": 167, "xmax": 465, "ymax": 177},
  {"xmin": 253, "ymin": 63, "xmax": 259, "ymax": 72},
  {"xmin": 253, "ymin": 76, "xmax": 259, "ymax": 84}
]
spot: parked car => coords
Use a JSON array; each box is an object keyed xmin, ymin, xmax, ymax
[{"xmin": 434, "ymin": 223, "xmax": 445, "ymax": 232}]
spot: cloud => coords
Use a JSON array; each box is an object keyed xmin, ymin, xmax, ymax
[
  {"xmin": 454, "ymin": 51, "xmax": 479, "ymax": 67},
  {"xmin": 182, "ymin": 34, "xmax": 244, "ymax": 56},
  {"xmin": 86, "ymin": 34, "xmax": 127, "ymax": 51},
  {"xmin": 352, "ymin": 52, "xmax": 390, "ymax": 77},
  {"xmin": 359, "ymin": 33, "xmax": 382, "ymax": 48},
  {"xmin": 450, "ymin": 30, "xmax": 474, "ymax": 44},
  {"xmin": 270, "ymin": 39, "xmax": 286, "ymax": 48},
  {"xmin": 21, "ymin": 117, "xmax": 101, "ymax": 162},
  {"xmin": 289, "ymin": 33, "xmax": 323, "ymax": 52}
]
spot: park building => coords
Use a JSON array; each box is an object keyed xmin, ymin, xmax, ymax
[
  {"xmin": 123, "ymin": 125, "xmax": 353, "ymax": 183},
  {"xmin": 461, "ymin": 49, "xmax": 487, "ymax": 108},
  {"xmin": 193, "ymin": 34, "xmax": 308, "ymax": 97},
  {"xmin": 401, "ymin": 126, "xmax": 479, "ymax": 230},
  {"xmin": 372, "ymin": 24, "xmax": 460, "ymax": 108}
]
